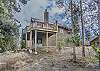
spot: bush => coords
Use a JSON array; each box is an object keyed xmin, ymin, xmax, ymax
[
  {"xmin": 21, "ymin": 40, "xmax": 26, "ymax": 49},
  {"xmin": 91, "ymin": 44, "xmax": 100, "ymax": 59},
  {"xmin": 0, "ymin": 47, "xmax": 5, "ymax": 53},
  {"xmin": 57, "ymin": 41, "xmax": 64, "ymax": 51}
]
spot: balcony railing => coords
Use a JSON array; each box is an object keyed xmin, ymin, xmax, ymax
[{"xmin": 27, "ymin": 22, "xmax": 58, "ymax": 32}]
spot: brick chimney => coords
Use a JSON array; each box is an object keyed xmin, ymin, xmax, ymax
[{"xmin": 44, "ymin": 9, "xmax": 49, "ymax": 22}]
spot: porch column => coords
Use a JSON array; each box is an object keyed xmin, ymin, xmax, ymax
[
  {"xmin": 35, "ymin": 30, "xmax": 37, "ymax": 54},
  {"xmin": 28, "ymin": 30, "xmax": 33, "ymax": 53},
  {"xmin": 26, "ymin": 27, "xmax": 28, "ymax": 48},
  {"xmin": 26, "ymin": 32, "xmax": 27, "ymax": 48},
  {"xmin": 46, "ymin": 32, "xmax": 48, "ymax": 52},
  {"xmin": 30, "ymin": 30, "xmax": 32, "ymax": 49}
]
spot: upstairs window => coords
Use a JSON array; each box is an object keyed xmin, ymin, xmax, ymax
[{"xmin": 27, "ymin": 32, "xmax": 30, "ymax": 40}]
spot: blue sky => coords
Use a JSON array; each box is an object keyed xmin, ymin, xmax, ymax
[
  {"xmin": 13, "ymin": 0, "xmax": 99, "ymax": 40},
  {"xmin": 14, "ymin": 0, "xmax": 48, "ymax": 27},
  {"xmin": 14, "ymin": 0, "xmax": 98, "ymax": 37},
  {"xmin": 14, "ymin": 0, "xmax": 72, "ymax": 28}
]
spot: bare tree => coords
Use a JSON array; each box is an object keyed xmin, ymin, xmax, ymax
[
  {"xmin": 70, "ymin": 0, "xmax": 80, "ymax": 61},
  {"xmin": 97, "ymin": 0, "xmax": 100, "ymax": 48},
  {"xmin": 80, "ymin": 0, "xmax": 85, "ymax": 57},
  {"xmin": 97, "ymin": 0, "xmax": 100, "ymax": 67},
  {"xmin": 70, "ymin": 0, "xmax": 76, "ymax": 61}
]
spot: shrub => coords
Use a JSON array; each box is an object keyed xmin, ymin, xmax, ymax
[{"xmin": 21, "ymin": 40, "xmax": 26, "ymax": 49}]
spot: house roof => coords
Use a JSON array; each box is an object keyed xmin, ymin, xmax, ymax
[
  {"xmin": 57, "ymin": 24, "xmax": 72, "ymax": 31},
  {"xmin": 89, "ymin": 36, "xmax": 99, "ymax": 42}
]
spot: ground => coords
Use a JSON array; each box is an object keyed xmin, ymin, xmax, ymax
[{"xmin": 0, "ymin": 47, "xmax": 100, "ymax": 71}]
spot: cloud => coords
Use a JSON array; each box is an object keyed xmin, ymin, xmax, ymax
[
  {"xmin": 50, "ymin": 6, "xmax": 65, "ymax": 15},
  {"xmin": 14, "ymin": 0, "xmax": 68, "ymax": 27},
  {"xmin": 14, "ymin": 0, "xmax": 48, "ymax": 27}
]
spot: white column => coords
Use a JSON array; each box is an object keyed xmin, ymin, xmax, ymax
[
  {"xmin": 26, "ymin": 32, "xmax": 27, "ymax": 48},
  {"xmin": 30, "ymin": 30, "xmax": 32, "ymax": 48},
  {"xmin": 35, "ymin": 30, "xmax": 37, "ymax": 54},
  {"xmin": 29, "ymin": 30, "xmax": 33, "ymax": 53}
]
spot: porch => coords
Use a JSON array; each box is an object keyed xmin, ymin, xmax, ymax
[{"xmin": 26, "ymin": 30, "xmax": 58, "ymax": 54}]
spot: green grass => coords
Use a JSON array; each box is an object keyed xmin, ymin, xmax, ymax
[{"xmin": 84, "ymin": 56, "xmax": 98, "ymax": 64}]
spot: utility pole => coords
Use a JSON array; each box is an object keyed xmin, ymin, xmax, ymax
[{"xmin": 80, "ymin": 0, "xmax": 85, "ymax": 57}]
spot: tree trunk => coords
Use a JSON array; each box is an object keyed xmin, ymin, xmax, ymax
[
  {"xmin": 97, "ymin": 0, "xmax": 100, "ymax": 68},
  {"xmin": 70, "ymin": 0, "xmax": 76, "ymax": 62},
  {"xmin": 73, "ymin": 46, "xmax": 76, "ymax": 62},
  {"xmin": 99, "ymin": 52, "xmax": 100, "ymax": 68},
  {"xmin": 80, "ymin": 0, "xmax": 85, "ymax": 57},
  {"xmin": 97, "ymin": 0, "xmax": 100, "ymax": 48}
]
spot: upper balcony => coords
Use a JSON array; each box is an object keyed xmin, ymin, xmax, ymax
[{"xmin": 27, "ymin": 21, "xmax": 58, "ymax": 32}]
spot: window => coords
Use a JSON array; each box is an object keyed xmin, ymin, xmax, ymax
[{"xmin": 27, "ymin": 32, "xmax": 30, "ymax": 40}]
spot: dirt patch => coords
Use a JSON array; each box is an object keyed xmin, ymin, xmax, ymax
[
  {"xmin": 0, "ymin": 47, "xmax": 99, "ymax": 71},
  {"xmin": 0, "ymin": 52, "xmax": 33, "ymax": 71}
]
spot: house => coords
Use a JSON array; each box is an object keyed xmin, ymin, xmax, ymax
[
  {"xmin": 89, "ymin": 36, "xmax": 99, "ymax": 47},
  {"xmin": 22, "ymin": 9, "xmax": 72, "ymax": 54}
]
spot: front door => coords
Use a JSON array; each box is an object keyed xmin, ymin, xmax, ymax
[{"xmin": 37, "ymin": 38, "xmax": 42, "ymax": 47}]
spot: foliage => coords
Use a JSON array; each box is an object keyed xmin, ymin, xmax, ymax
[
  {"xmin": 84, "ymin": 56, "xmax": 98, "ymax": 63},
  {"xmin": 54, "ymin": 0, "xmax": 99, "ymax": 40},
  {"xmin": 65, "ymin": 33, "xmax": 80, "ymax": 46},
  {"xmin": 82, "ymin": 0, "xmax": 99, "ymax": 37},
  {"xmin": 85, "ymin": 28, "xmax": 91, "ymax": 41},
  {"xmin": 57, "ymin": 40, "xmax": 64, "ymax": 51},
  {"xmin": 91, "ymin": 44, "xmax": 100, "ymax": 59},
  {"xmin": 0, "ymin": 0, "xmax": 19, "ymax": 52},
  {"xmin": 21, "ymin": 40, "xmax": 26, "ymax": 49},
  {"xmin": 65, "ymin": 0, "xmax": 80, "ymax": 46},
  {"xmin": 64, "ymin": 0, "xmax": 80, "ymax": 60}
]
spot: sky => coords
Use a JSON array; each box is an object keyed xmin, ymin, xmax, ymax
[
  {"xmin": 14, "ymin": 0, "xmax": 72, "ymax": 28},
  {"xmin": 14, "ymin": 0, "xmax": 48, "ymax": 27},
  {"xmin": 14, "ymin": 0, "xmax": 99, "ymax": 38}
]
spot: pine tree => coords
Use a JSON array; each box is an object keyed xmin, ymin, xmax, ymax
[
  {"xmin": 0, "ymin": 0, "xmax": 19, "ymax": 52},
  {"xmin": 65, "ymin": 0, "xmax": 80, "ymax": 62},
  {"xmin": 80, "ymin": 0, "xmax": 85, "ymax": 57}
]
